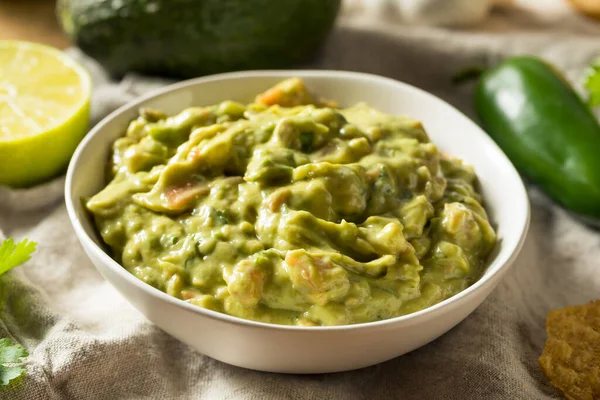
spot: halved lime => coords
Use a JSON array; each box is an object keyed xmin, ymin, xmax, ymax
[{"xmin": 0, "ymin": 41, "xmax": 91, "ymax": 187}]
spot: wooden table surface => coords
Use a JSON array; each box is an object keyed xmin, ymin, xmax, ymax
[{"xmin": 0, "ymin": 0, "xmax": 70, "ymax": 49}]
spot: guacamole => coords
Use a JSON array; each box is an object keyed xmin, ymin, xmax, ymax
[{"xmin": 87, "ymin": 78, "xmax": 496, "ymax": 326}]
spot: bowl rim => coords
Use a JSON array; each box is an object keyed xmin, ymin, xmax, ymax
[{"xmin": 65, "ymin": 69, "xmax": 530, "ymax": 332}]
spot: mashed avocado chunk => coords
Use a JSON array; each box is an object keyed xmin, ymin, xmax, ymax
[{"xmin": 87, "ymin": 78, "xmax": 496, "ymax": 326}]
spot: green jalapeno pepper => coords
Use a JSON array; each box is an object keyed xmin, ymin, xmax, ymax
[{"xmin": 475, "ymin": 56, "xmax": 600, "ymax": 219}]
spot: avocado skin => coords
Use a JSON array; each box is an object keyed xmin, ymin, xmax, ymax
[{"xmin": 57, "ymin": 0, "xmax": 341, "ymax": 78}]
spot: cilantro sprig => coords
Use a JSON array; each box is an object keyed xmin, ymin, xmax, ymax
[
  {"xmin": 0, "ymin": 239, "xmax": 36, "ymax": 276},
  {"xmin": 0, "ymin": 339, "xmax": 28, "ymax": 386},
  {"xmin": 0, "ymin": 238, "xmax": 36, "ymax": 386}
]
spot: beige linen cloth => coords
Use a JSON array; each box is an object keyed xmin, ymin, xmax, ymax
[{"xmin": 2, "ymin": 5, "xmax": 600, "ymax": 399}]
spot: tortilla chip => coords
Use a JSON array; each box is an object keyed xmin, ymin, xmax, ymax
[{"xmin": 539, "ymin": 300, "xmax": 600, "ymax": 400}]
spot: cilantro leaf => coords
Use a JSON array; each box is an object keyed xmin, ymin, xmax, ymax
[
  {"xmin": 0, "ymin": 338, "xmax": 28, "ymax": 386},
  {"xmin": 584, "ymin": 57, "xmax": 600, "ymax": 108},
  {"xmin": 214, "ymin": 210, "xmax": 229, "ymax": 225},
  {"xmin": 299, "ymin": 131, "xmax": 314, "ymax": 153},
  {"xmin": 0, "ymin": 239, "xmax": 36, "ymax": 276},
  {"xmin": 0, "ymin": 365, "xmax": 25, "ymax": 386},
  {"xmin": 0, "ymin": 339, "xmax": 27, "ymax": 363},
  {"xmin": 0, "ymin": 239, "xmax": 36, "ymax": 386}
]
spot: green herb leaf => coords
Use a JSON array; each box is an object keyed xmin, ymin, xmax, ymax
[
  {"xmin": 299, "ymin": 131, "xmax": 314, "ymax": 153},
  {"xmin": 377, "ymin": 287, "xmax": 397, "ymax": 296},
  {"xmin": 584, "ymin": 57, "xmax": 600, "ymax": 108},
  {"xmin": 0, "ymin": 338, "xmax": 28, "ymax": 386},
  {"xmin": 214, "ymin": 210, "xmax": 229, "ymax": 225},
  {"xmin": 0, "ymin": 239, "xmax": 37, "ymax": 275},
  {"xmin": 0, "ymin": 339, "xmax": 27, "ymax": 363}
]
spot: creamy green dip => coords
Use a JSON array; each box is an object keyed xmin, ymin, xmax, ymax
[{"xmin": 87, "ymin": 78, "xmax": 496, "ymax": 326}]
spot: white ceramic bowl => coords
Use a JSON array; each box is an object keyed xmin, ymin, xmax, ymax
[{"xmin": 65, "ymin": 70, "xmax": 530, "ymax": 373}]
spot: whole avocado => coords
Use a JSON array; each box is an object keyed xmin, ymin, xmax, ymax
[{"xmin": 57, "ymin": 0, "xmax": 341, "ymax": 78}]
